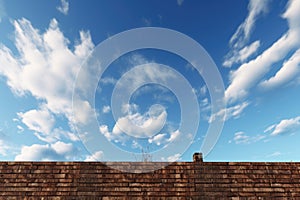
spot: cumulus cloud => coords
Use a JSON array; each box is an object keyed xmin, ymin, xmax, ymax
[
  {"xmin": 15, "ymin": 141, "xmax": 78, "ymax": 161},
  {"xmin": 99, "ymin": 103, "xmax": 168, "ymax": 142},
  {"xmin": 100, "ymin": 104, "xmax": 180, "ymax": 147},
  {"xmin": 85, "ymin": 151, "xmax": 104, "ymax": 161},
  {"xmin": 225, "ymin": 0, "xmax": 300, "ymax": 103},
  {"xmin": 113, "ymin": 104, "xmax": 167, "ymax": 138},
  {"xmin": 264, "ymin": 116, "xmax": 300, "ymax": 136},
  {"xmin": 0, "ymin": 18, "xmax": 94, "ymax": 142},
  {"xmin": 57, "ymin": 0, "xmax": 69, "ymax": 15},
  {"xmin": 17, "ymin": 107, "xmax": 55, "ymax": 136}
]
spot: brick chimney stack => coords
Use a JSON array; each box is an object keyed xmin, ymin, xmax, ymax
[{"xmin": 193, "ymin": 152, "xmax": 203, "ymax": 162}]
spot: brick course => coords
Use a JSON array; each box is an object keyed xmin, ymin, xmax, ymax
[{"xmin": 0, "ymin": 161, "xmax": 299, "ymax": 199}]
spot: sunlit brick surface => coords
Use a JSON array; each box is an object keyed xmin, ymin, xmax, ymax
[{"xmin": 0, "ymin": 162, "xmax": 300, "ymax": 199}]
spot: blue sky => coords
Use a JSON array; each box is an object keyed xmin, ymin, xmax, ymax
[{"xmin": 0, "ymin": 0, "xmax": 300, "ymax": 162}]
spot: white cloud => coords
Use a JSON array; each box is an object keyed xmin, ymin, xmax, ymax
[
  {"xmin": 57, "ymin": 0, "xmax": 69, "ymax": 15},
  {"xmin": 17, "ymin": 107, "xmax": 55, "ymax": 136},
  {"xmin": 209, "ymin": 101, "xmax": 249, "ymax": 123},
  {"xmin": 148, "ymin": 133, "xmax": 167, "ymax": 146},
  {"xmin": 230, "ymin": 0, "xmax": 270, "ymax": 49},
  {"xmin": 260, "ymin": 48, "xmax": 300, "ymax": 89},
  {"xmin": 0, "ymin": 139, "xmax": 10, "ymax": 156},
  {"xmin": 200, "ymin": 85, "xmax": 207, "ymax": 96},
  {"xmin": 0, "ymin": 18, "xmax": 94, "ymax": 142},
  {"xmin": 117, "ymin": 54, "xmax": 177, "ymax": 95},
  {"xmin": 17, "ymin": 125, "xmax": 24, "ymax": 133},
  {"xmin": 72, "ymin": 99, "xmax": 95, "ymax": 125},
  {"xmin": 231, "ymin": 131, "xmax": 265, "ymax": 144},
  {"xmin": 167, "ymin": 130, "xmax": 181, "ymax": 143},
  {"xmin": 265, "ymin": 116, "xmax": 300, "ymax": 136},
  {"xmin": 162, "ymin": 153, "xmax": 181, "ymax": 162},
  {"xmin": 192, "ymin": 85, "xmax": 207, "ymax": 98},
  {"xmin": 266, "ymin": 151, "xmax": 282, "ymax": 158},
  {"xmin": 51, "ymin": 141, "xmax": 74, "ymax": 155},
  {"xmin": 148, "ymin": 130, "xmax": 181, "ymax": 146},
  {"xmin": 34, "ymin": 128, "xmax": 79, "ymax": 143},
  {"xmin": 99, "ymin": 124, "xmax": 121, "ymax": 143},
  {"xmin": 238, "ymin": 40, "xmax": 260, "ymax": 61},
  {"xmin": 15, "ymin": 141, "xmax": 78, "ymax": 161},
  {"xmin": 85, "ymin": 151, "xmax": 103, "ymax": 161},
  {"xmin": 233, "ymin": 131, "xmax": 250, "ymax": 144},
  {"xmin": 102, "ymin": 105, "xmax": 111, "ymax": 114},
  {"xmin": 100, "ymin": 77, "xmax": 117, "ymax": 85},
  {"xmin": 223, "ymin": 40, "xmax": 260, "ymax": 67},
  {"xmin": 225, "ymin": 0, "xmax": 300, "ymax": 103},
  {"xmin": 113, "ymin": 104, "xmax": 167, "ymax": 138},
  {"xmin": 131, "ymin": 140, "xmax": 142, "ymax": 149},
  {"xmin": 17, "ymin": 107, "xmax": 79, "ymax": 143},
  {"xmin": 101, "ymin": 110, "xmax": 180, "ymax": 147},
  {"xmin": 223, "ymin": 0, "xmax": 270, "ymax": 67}
]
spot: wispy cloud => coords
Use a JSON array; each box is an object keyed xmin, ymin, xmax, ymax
[
  {"xmin": 209, "ymin": 101, "xmax": 249, "ymax": 123},
  {"xmin": 223, "ymin": 40, "xmax": 260, "ymax": 67},
  {"xmin": 232, "ymin": 131, "xmax": 250, "ymax": 144},
  {"xmin": 259, "ymin": 48, "xmax": 300, "ymax": 90},
  {"xmin": 57, "ymin": 0, "xmax": 69, "ymax": 15},
  {"xmin": 225, "ymin": 0, "xmax": 300, "ymax": 103},
  {"xmin": 223, "ymin": 0, "xmax": 270, "ymax": 67},
  {"xmin": 266, "ymin": 151, "xmax": 282, "ymax": 158},
  {"xmin": 230, "ymin": 131, "xmax": 266, "ymax": 144},
  {"xmin": 264, "ymin": 116, "xmax": 300, "ymax": 136},
  {"xmin": 230, "ymin": 0, "xmax": 270, "ymax": 48}
]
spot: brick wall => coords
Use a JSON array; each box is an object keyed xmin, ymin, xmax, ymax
[{"xmin": 0, "ymin": 161, "xmax": 300, "ymax": 199}]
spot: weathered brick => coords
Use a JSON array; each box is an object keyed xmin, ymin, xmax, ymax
[{"xmin": 0, "ymin": 161, "xmax": 300, "ymax": 198}]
